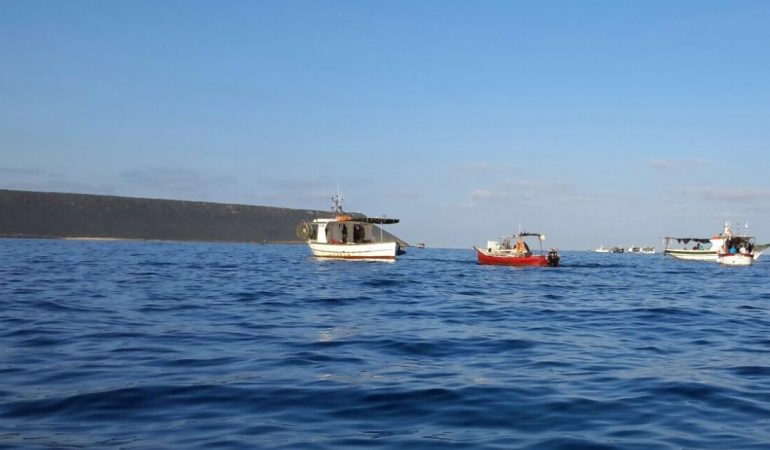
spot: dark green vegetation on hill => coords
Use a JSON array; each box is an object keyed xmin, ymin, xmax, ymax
[{"xmin": 0, "ymin": 189, "xmax": 406, "ymax": 244}]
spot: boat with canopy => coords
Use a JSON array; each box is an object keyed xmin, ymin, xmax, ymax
[
  {"xmin": 663, "ymin": 222, "xmax": 767, "ymax": 264},
  {"xmin": 296, "ymin": 193, "xmax": 404, "ymax": 260},
  {"xmin": 475, "ymin": 231, "xmax": 560, "ymax": 267}
]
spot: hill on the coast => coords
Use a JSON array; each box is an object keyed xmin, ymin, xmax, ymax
[{"xmin": 0, "ymin": 189, "xmax": 407, "ymax": 245}]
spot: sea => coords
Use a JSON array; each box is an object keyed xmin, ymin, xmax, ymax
[{"xmin": 2, "ymin": 239, "xmax": 770, "ymax": 449}]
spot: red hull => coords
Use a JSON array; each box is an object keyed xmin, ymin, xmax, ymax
[{"xmin": 476, "ymin": 248, "xmax": 550, "ymax": 266}]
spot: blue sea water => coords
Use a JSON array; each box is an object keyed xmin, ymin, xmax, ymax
[{"xmin": 1, "ymin": 239, "xmax": 770, "ymax": 449}]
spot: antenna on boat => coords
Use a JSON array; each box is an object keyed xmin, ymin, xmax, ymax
[{"xmin": 331, "ymin": 185, "xmax": 343, "ymax": 213}]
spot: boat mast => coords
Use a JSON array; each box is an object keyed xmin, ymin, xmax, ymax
[{"xmin": 331, "ymin": 187, "xmax": 343, "ymax": 213}]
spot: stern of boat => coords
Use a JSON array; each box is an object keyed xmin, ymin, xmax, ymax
[
  {"xmin": 717, "ymin": 253, "xmax": 754, "ymax": 266},
  {"xmin": 547, "ymin": 248, "xmax": 560, "ymax": 267}
]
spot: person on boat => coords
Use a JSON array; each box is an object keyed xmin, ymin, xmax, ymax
[
  {"xmin": 514, "ymin": 238, "xmax": 531, "ymax": 256},
  {"xmin": 341, "ymin": 225, "xmax": 348, "ymax": 244},
  {"xmin": 326, "ymin": 226, "xmax": 341, "ymax": 244}
]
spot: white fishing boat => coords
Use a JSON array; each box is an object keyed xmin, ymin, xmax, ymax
[
  {"xmin": 640, "ymin": 246, "xmax": 656, "ymax": 254},
  {"xmin": 595, "ymin": 245, "xmax": 610, "ymax": 253},
  {"xmin": 663, "ymin": 225, "xmax": 729, "ymax": 261},
  {"xmin": 664, "ymin": 222, "xmax": 766, "ymax": 263},
  {"xmin": 296, "ymin": 193, "xmax": 404, "ymax": 260}
]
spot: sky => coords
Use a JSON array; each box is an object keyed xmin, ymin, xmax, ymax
[{"xmin": 2, "ymin": 1, "xmax": 770, "ymax": 249}]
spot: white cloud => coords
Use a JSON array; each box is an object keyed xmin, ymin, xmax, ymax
[
  {"xmin": 0, "ymin": 166, "xmax": 117, "ymax": 195},
  {"xmin": 648, "ymin": 158, "xmax": 708, "ymax": 171},
  {"xmin": 683, "ymin": 186, "xmax": 770, "ymax": 202},
  {"xmin": 453, "ymin": 162, "xmax": 498, "ymax": 175},
  {"xmin": 462, "ymin": 177, "xmax": 594, "ymax": 209},
  {"xmin": 120, "ymin": 167, "xmax": 238, "ymax": 196},
  {"xmin": 0, "ymin": 167, "xmax": 46, "ymax": 177},
  {"xmin": 500, "ymin": 178, "xmax": 573, "ymax": 194},
  {"xmin": 471, "ymin": 189, "xmax": 496, "ymax": 199}
]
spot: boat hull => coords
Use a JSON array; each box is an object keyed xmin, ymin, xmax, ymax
[
  {"xmin": 663, "ymin": 249, "xmax": 717, "ymax": 261},
  {"xmin": 717, "ymin": 253, "xmax": 754, "ymax": 266},
  {"xmin": 308, "ymin": 241, "xmax": 398, "ymax": 260},
  {"xmin": 475, "ymin": 248, "xmax": 553, "ymax": 267}
]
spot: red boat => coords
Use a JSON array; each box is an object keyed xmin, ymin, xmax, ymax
[{"xmin": 474, "ymin": 232, "xmax": 560, "ymax": 267}]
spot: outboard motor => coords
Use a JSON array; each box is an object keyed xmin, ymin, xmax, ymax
[{"xmin": 547, "ymin": 248, "xmax": 560, "ymax": 267}]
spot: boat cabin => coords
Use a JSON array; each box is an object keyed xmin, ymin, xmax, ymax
[
  {"xmin": 486, "ymin": 232, "xmax": 546, "ymax": 256},
  {"xmin": 312, "ymin": 217, "xmax": 400, "ymax": 245},
  {"xmin": 722, "ymin": 235, "xmax": 756, "ymax": 255}
]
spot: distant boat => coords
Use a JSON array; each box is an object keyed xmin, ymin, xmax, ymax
[
  {"xmin": 627, "ymin": 245, "xmax": 657, "ymax": 254},
  {"xmin": 296, "ymin": 193, "xmax": 404, "ymax": 260},
  {"xmin": 475, "ymin": 231, "xmax": 559, "ymax": 267},
  {"xmin": 595, "ymin": 245, "xmax": 626, "ymax": 253}
]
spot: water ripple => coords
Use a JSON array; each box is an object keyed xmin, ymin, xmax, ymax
[{"xmin": 1, "ymin": 241, "xmax": 770, "ymax": 449}]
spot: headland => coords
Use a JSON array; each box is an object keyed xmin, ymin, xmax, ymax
[{"xmin": 0, "ymin": 189, "xmax": 406, "ymax": 245}]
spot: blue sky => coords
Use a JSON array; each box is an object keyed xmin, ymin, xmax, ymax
[{"xmin": 2, "ymin": 1, "xmax": 770, "ymax": 249}]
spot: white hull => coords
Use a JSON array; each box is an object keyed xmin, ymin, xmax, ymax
[
  {"xmin": 664, "ymin": 249, "xmax": 717, "ymax": 261},
  {"xmin": 308, "ymin": 241, "xmax": 398, "ymax": 260},
  {"xmin": 717, "ymin": 253, "xmax": 754, "ymax": 266}
]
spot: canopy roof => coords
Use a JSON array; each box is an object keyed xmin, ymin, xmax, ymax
[
  {"xmin": 500, "ymin": 232, "xmax": 546, "ymax": 240},
  {"xmin": 664, "ymin": 237, "xmax": 712, "ymax": 243},
  {"xmin": 664, "ymin": 236, "xmax": 755, "ymax": 243},
  {"xmin": 360, "ymin": 217, "xmax": 400, "ymax": 224},
  {"xmin": 517, "ymin": 232, "xmax": 545, "ymax": 238},
  {"xmin": 313, "ymin": 216, "xmax": 399, "ymax": 225}
]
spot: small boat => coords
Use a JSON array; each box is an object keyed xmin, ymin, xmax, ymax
[
  {"xmin": 475, "ymin": 231, "xmax": 560, "ymax": 267},
  {"xmin": 595, "ymin": 245, "xmax": 610, "ymax": 253},
  {"xmin": 297, "ymin": 193, "xmax": 404, "ymax": 260},
  {"xmin": 640, "ymin": 246, "xmax": 656, "ymax": 254},
  {"xmin": 627, "ymin": 245, "xmax": 641, "ymax": 253},
  {"xmin": 610, "ymin": 246, "xmax": 624, "ymax": 253}
]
